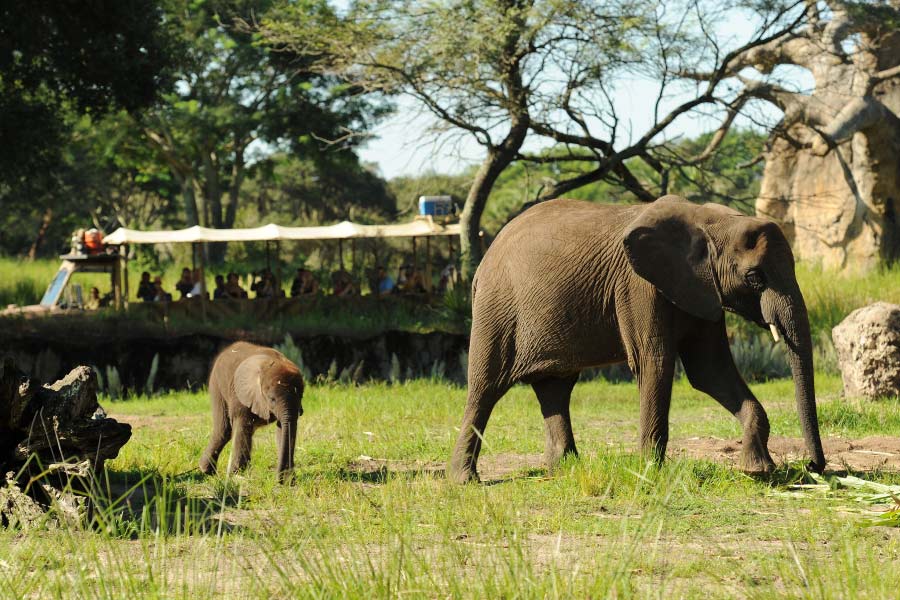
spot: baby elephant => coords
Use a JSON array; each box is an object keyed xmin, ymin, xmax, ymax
[{"xmin": 199, "ymin": 341, "xmax": 304, "ymax": 482}]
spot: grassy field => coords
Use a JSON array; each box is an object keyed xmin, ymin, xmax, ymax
[{"xmin": 5, "ymin": 376, "xmax": 900, "ymax": 598}]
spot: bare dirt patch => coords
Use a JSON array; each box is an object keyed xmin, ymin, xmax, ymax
[
  {"xmin": 344, "ymin": 452, "xmax": 546, "ymax": 483},
  {"xmin": 671, "ymin": 435, "xmax": 900, "ymax": 472}
]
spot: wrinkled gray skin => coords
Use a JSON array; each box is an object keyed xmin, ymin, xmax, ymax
[
  {"xmin": 448, "ymin": 195, "xmax": 826, "ymax": 483},
  {"xmin": 199, "ymin": 341, "xmax": 304, "ymax": 483}
]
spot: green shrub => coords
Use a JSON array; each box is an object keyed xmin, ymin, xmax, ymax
[{"xmin": 730, "ymin": 334, "xmax": 790, "ymax": 382}]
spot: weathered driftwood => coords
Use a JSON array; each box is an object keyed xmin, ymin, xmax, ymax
[{"xmin": 0, "ymin": 358, "xmax": 131, "ymax": 526}]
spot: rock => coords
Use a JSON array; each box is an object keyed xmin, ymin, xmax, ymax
[
  {"xmin": 0, "ymin": 358, "xmax": 132, "ymax": 527},
  {"xmin": 832, "ymin": 302, "xmax": 900, "ymax": 399}
]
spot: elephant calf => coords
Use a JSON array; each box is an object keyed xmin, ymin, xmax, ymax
[{"xmin": 199, "ymin": 341, "xmax": 304, "ymax": 482}]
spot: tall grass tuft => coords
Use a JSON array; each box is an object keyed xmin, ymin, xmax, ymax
[
  {"xmin": 730, "ymin": 334, "xmax": 790, "ymax": 382},
  {"xmin": 144, "ymin": 353, "xmax": 160, "ymax": 395}
]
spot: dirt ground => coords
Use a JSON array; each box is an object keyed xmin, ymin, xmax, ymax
[
  {"xmin": 671, "ymin": 435, "xmax": 900, "ymax": 473},
  {"xmin": 346, "ymin": 436, "xmax": 900, "ymax": 482}
]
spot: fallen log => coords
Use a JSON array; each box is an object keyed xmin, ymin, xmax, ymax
[{"xmin": 0, "ymin": 358, "xmax": 131, "ymax": 526}]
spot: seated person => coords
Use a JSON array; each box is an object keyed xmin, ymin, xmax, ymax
[
  {"xmin": 175, "ymin": 267, "xmax": 193, "ymax": 299},
  {"xmin": 212, "ymin": 275, "xmax": 227, "ymax": 300},
  {"xmin": 251, "ymin": 268, "xmax": 278, "ymax": 299},
  {"xmin": 152, "ymin": 276, "xmax": 172, "ymax": 302},
  {"xmin": 187, "ymin": 268, "xmax": 205, "ymax": 298},
  {"xmin": 85, "ymin": 287, "xmax": 102, "ymax": 310},
  {"xmin": 291, "ymin": 268, "xmax": 319, "ymax": 296},
  {"xmin": 136, "ymin": 271, "xmax": 155, "ymax": 302},
  {"xmin": 223, "ymin": 272, "xmax": 248, "ymax": 299},
  {"xmin": 438, "ymin": 263, "xmax": 458, "ymax": 294},
  {"xmin": 331, "ymin": 270, "xmax": 358, "ymax": 296},
  {"xmin": 397, "ymin": 264, "xmax": 427, "ymax": 294},
  {"xmin": 374, "ymin": 265, "xmax": 394, "ymax": 296}
]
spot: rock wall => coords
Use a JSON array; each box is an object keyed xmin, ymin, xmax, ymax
[{"xmin": 1, "ymin": 328, "xmax": 470, "ymax": 394}]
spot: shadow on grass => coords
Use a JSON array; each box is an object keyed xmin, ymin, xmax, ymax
[{"xmin": 91, "ymin": 467, "xmax": 246, "ymax": 538}]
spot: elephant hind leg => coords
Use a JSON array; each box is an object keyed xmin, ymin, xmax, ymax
[
  {"xmin": 447, "ymin": 382, "xmax": 510, "ymax": 484},
  {"xmin": 532, "ymin": 375, "xmax": 579, "ymax": 469}
]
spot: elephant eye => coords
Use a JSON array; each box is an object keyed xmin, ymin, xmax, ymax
[{"xmin": 744, "ymin": 269, "xmax": 766, "ymax": 291}]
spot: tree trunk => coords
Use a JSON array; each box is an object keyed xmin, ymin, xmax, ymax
[
  {"xmin": 179, "ymin": 175, "xmax": 200, "ymax": 228},
  {"xmin": 27, "ymin": 207, "xmax": 53, "ymax": 260},
  {"xmin": 0, "ymin": 359, "xmax": 132, "ymax": 527},
  {"xmin": 459, "ymin": 145, "xmax": 520, "ymax": 281}
]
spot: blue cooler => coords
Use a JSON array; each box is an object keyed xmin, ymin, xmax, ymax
[{"xmin": 418, "ymin": 196, "xmax": 453, "ymax": 216}]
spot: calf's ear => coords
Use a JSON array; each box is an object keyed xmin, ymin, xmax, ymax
[
  {"xmin": 234, "ymin": 356, "xmax": 272, "ymax": 420},
  {"xmin": 622, "ymin": 196, "xmax": 722, "ymax": 321}
]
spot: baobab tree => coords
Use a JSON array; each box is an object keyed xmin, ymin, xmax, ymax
[
  {"xmin": 762, "ymin": 1, "xmax": 900, "ymax": 270},
  {"xmin": 704, "ymin": 1, "xmax": 900, "ymax": 269}
]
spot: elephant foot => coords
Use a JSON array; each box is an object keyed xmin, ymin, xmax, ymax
[
  {"xmin": 738, "ymin": 444, "xmax": 775, "ymax": 475},
  {"xmin": 199, "ymin": 457, "xmax": 217, "ymax": 476},
  {"xmin": 544, "ymin": 448, "xmax": 579, "ymax": 472},
  {"xmin": 446, "ymin": 461, "xmax": 481, "ymax": 484}
]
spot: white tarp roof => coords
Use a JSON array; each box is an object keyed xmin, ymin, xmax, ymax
[{"xmin": 104, "ymin": 218, "xmax": 460, "ymax": 245}]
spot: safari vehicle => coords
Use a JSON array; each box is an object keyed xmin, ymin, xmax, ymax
[
  {"xmin": 3, "ymin": 214, "xmax": 460, "ymax": 318},
  {"xmin": 2, "ymin": 230, "xmax": 124, "ymax": 316}
]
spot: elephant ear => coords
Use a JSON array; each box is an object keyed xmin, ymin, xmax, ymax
[
  {"xmin": 622, "ymin": 196, "xmax": 723, "ymax": 321},
  {"xmin": 234, "ymin": 356, "xmax": 274, "ymax": 420}
]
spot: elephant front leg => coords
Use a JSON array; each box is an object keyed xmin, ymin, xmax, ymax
[
  {"xmin": 228, "ymin": 418, "xmax": 254, "ymax": 474},
  {"xmin": 532, "ymin": 375, "xmax": 579, "ymax": 469},
  {"xmin": 679, "ymin": 322, "xmax": 775, "ymax": 474},
  {"xmin": 635, "ymin": 353, "xmax": 676, "ymax": 464}
]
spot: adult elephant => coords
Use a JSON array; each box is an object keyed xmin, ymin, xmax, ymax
[{"xmin": 448, "ymin": 195, "xmax": 826, "ymax": 483}]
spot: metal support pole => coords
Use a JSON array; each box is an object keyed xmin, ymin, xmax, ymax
[
  {"xmin": 122, "ymin": 245, "xmax": 129, "ymax": 309},
  {"xmin": 425, "ymin": 236, "xmax": 432, "ymax": 293},
  {"xmin": 275, "ymin": 240, "xmax": 282, "ymax": 296},
  {"xmin": 196, "ymin": 242, "xmax": 208, "ymax": 322},
  {"xmin": 339, "ymin": 239, "xmax": 345, "ymax": 271}
]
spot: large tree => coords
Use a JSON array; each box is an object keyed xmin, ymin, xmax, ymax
[
  {"xmin": 0, "ymin": 0, "xmax": 173, "ymax": 184},
  {"xmin": 263, "ymin": 0, "xmax": 810, "ymax": 279},
  {"xmin": 722, "ymin": 0, "xmax": 900, "ymax": 270},
  {"xmin": 263, "ymin": 0, "xmax": 650, "ymax": 278},
  {"xmin": 132, "ymin": 0, "xmax": 389, "ymax": 261}
]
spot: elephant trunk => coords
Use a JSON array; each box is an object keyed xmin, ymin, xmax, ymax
[
  {"xmin": 761, "ymin": 287, "xmax": 826, "ymax": 473},
  {"xmin": 277, "ymin": 408, "xmax": 298, "ymax": 483}
]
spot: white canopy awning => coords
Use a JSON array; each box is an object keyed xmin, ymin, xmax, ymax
[{"xmin": 103, "ymin": 217, "xmax": 460, "ymax": 245}]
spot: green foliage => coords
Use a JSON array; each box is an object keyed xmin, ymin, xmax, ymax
[
  {"xmin": 0, "ymin": 0, "xmax": 395, "ymax": 259},
  {"xmin": 394, "ymin": 129, "xmax": 768, "ymax": 235},
  {"xmin": 729, "ymin": 334, "xmax": 790, "ymax": 382},
  {"xmin": 0, "ymin": 1, "xmax": 173, "ymax": 184}
]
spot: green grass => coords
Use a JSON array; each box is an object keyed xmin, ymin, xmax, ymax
[{"xmin": 5, "ymin": 376, "xmax": 900, "ymax": 598}]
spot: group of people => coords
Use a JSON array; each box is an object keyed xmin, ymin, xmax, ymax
[{"xmin": 135, "ymin": 262, "xmax": 457, "ymax": 303}]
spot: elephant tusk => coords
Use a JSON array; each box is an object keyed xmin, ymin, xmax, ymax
[{"xmin": 769, "ymin": 323, "xmax": 781, "ymax": 343}]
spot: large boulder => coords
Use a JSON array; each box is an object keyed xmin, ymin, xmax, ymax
[{"xmin": 832, "ymin": 303, "xmax": 900, "ymax": 399}]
